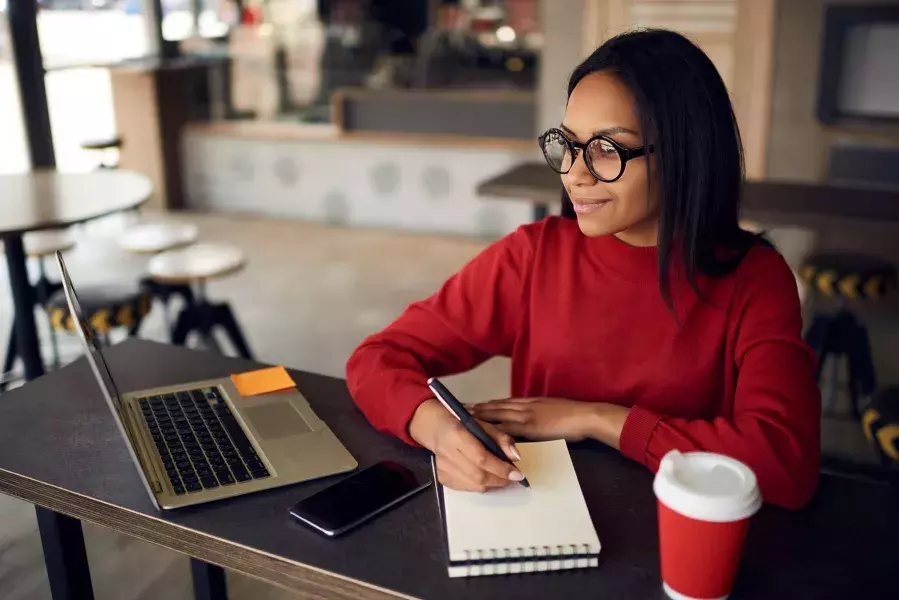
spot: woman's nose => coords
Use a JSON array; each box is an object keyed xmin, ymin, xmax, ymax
[{"xmin": 566, "ymin": 149, "xmax": 596, "ymax": 185}]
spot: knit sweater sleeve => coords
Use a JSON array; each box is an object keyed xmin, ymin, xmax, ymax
[
  {"xmin": 345, "ymin": 223, "xmax": 539, "ymax": 444},
  {"xmin": 619, "ymin": 249, "xmax": 821, "ymax": 509}
]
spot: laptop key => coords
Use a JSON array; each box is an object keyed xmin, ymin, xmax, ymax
[
  {"xmin": 200, "ymin": 476, "xmax": 219, "ymax": 489},
  {"xmin": 250, "ymin": 469, "xmax": 270, "ymax": 479},
  {"xmin": 232, "ymin": 467, "xmax": 251, "ymax": 482},
  {"xmin": 185, "ymin": 482, "xmax": 202, "ymax": 493},
  {"xmin": 245, "ymin": 460, "xmax": 265, "ymax": 471},
  {"xmin": 218, "ymin": 416, "xmax": 256, "ymax": 456},
  {"xmin": 182, "ymin": 474, "xmax": 199, "ymax": 483},
  {"xmin": 173, "ymin": 485, "xmax": 185, "ymax": 495},
  {"xmin": 218, "ymin": 473, "xmax": 235, "ymax": 485}
]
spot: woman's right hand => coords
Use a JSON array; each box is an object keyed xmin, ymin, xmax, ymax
[{"xmin": 409, "ymin": 398, "xmax": 524, "ymax": 492}]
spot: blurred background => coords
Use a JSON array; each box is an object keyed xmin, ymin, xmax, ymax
[{"xmin": 1, "ymin": 0, "xmax": 898, "ymax": 598}]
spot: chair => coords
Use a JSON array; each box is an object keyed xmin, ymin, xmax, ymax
[
  {"xmin": 45, "ymin": 284, "xmax": 154, "ymax": 346},
  {"xmin": 119, "ymin": 221, "xmax": 199, "ymax": 332},
  {"xmin": 800, "ymin": 253, "xmax": 897, "ymax": 418},
  {"xmin": 148, "ymin": 243, "xmax": 254, "ymax": 359},
  {"xmin": 81, "ymin": 135, "xmax": 122, "ymax": 170},
  {"xmin": 1, "ymin": 230, "xmax": 74, "ymax": 391}
]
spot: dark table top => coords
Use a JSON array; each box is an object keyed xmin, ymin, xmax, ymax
[
  {"xmin": 477, "ymin": 163, "xmax": 899, "ymax": 228},
  {"xmin": 0, "ymin": 170, "xmax": 152, "ymax": 237},
  {"xmin": 0, "ymin": 339, "xmax": 896, "ymax": 599}
]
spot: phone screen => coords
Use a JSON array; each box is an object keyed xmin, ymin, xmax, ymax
[{"xmin": 288, "ymin": 461, "xmax": 430, "ymax": 536}]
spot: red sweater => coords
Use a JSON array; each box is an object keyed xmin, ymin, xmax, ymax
[{"xmin": 347, "ymin": 217, "xmax": 820, "ymax": 509}]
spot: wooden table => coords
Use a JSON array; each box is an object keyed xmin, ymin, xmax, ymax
[
  {"xmin": 0, "ymin": 170, "xmax": 152, "ymax": 381},
  {"xmin": 0, "ymin": 339, "xmax": 897, "ymax": 599},
  {"xmin": 476, "ymin": 162, "xmax": 899, "ymax": 228}
]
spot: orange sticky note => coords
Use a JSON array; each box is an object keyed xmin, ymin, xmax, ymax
[{"xmin": 231, "ymin": 367, "xmax": 296, "ymax": 397}]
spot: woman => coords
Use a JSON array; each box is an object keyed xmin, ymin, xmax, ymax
[{"xmin": 346, "ymin": 29, "xmax": 820, "ymax": 509}]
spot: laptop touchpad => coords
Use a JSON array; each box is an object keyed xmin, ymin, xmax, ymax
[{"xmin": 243, "ymin": 403, "xmax": 313, "ymax": 440}]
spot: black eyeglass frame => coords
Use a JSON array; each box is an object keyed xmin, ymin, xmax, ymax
[{"xmin": 537, "ymin": 128, "xmax": 654, "ymax": 183}]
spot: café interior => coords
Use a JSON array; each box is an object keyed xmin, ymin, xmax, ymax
[{"xmin": 1, "ymin": 0, "xmax": 898, "ymax": 598}]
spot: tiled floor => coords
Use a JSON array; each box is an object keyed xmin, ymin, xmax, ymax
[{"xmin": 0, "ymin": 211, "xmax": 885, "ymax": 599}]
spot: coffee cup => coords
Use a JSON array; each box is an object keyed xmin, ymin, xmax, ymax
[{"xmin": 653, "ymin": 450, "xmax": 762, "ymax": 600}]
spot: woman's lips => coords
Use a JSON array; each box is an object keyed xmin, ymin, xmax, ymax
[{"xmin": 571, "ymin": 198, "xmax": 611, "ymax": 215}]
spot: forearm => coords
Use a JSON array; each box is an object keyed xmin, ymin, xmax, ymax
[{"xmin": 587, "ymin": 403, "xmax": 631, "ymax": 450}]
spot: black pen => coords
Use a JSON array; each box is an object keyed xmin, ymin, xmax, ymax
[{"xmin": 427, "ymin": 377, "xmax": 530, "ymax": 488}]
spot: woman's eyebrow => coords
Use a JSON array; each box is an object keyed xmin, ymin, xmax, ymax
[{"xmin": 560, "ymin": 124, "xmax": 639, "ymax": 138}]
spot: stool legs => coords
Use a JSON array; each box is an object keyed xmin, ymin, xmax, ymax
[
  {"xmin": 170, "ymin": 290, "xmax": 254, "ymax": 360},
  {"xmin": 36, "ymin": 259, "xmax": 63, "ymax": 369},
  {"xmin": 213, "ymin": 303, "xmax": 253, "ymax": 360},
  {"xmin": 1, "ymin": 326, "xmax": 17, "ymax": 392},
  {"xmin": 805, "ymin": 309, "xmax": 876, "ymax": 418}
]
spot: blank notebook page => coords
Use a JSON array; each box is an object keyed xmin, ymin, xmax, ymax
[{"xmin": 441, "ymin": 439, "xmax": 600, "ymax": 572}]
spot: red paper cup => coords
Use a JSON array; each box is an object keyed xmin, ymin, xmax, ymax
[{"xmin": 653, "ymin": 451, "xmax": 761, "ymax": 600}]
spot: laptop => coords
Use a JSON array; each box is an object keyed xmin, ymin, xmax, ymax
[{"xmin": 56, "ymin": 251, "xmax": 358, "ymax": 510}]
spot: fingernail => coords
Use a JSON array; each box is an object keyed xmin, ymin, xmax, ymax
[
  {"xmin": 508, "ymin": 470, "xmax": 523, "ymax": 482},
  {"xmin": 509, "ymin": 445, "xmax": 521, "ymax": 461}
]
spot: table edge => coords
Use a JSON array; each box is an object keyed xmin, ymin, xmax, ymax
[
  {"xmin": 0, "ymin": 468, "xmax": 417, "ymax": 600},
  {"xmin": 0, "ymin": 171, "xmax": 153, "ymax": 237}
]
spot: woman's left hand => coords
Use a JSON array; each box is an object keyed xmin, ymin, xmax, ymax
[{"xmin": 470, "ymin": 398, "xmax": 630, "ymax": 446}]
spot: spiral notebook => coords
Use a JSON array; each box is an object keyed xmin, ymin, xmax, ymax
[{"xmin": 432, "ymin": 439, "xmax": 601, "ymax": 578}]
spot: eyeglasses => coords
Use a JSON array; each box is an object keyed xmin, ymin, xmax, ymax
[{"xmin": 538, "ymin": 128, "xmax": 654, "ymax": 183}]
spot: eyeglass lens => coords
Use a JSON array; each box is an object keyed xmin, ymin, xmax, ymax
[{"xmin": 541, "ymin": 131, "xmax": 623, "ymax": 181}]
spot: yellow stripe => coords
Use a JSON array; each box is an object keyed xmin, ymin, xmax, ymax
[
  {"xmin": 862, "ymin": 409, "xmax": 880, "ymax": 443},
  {"xmin": 817, "ymin": 270, "xmax": 837, "ymax": 296},
  {"xmin": 89, "ymin": 308, "xmax": 111, "ymax": 334},
  {"xmin": 838, "ymin": 274, "xmax": 859, "ymax": 299},
  {"xmin": 863, "ymin": 276, "xmax": 882, "ymax": 299},
  {"xmin": 800, "ymin": 265, "xmax": 816, "ymax": 284},
  {"xmin": 875, "ymin": 424, "xmax": 899, "ymax": 461},
  {"xmin": 50, "ymin": 309, "xmax": 66, "ymax": 330}
]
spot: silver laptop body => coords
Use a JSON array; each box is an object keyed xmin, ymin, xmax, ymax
[{"xmin": 56, "ymin": 251, "xmax": 358, "ymax": 510}]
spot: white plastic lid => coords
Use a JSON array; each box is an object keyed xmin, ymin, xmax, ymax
[{"xmin": 653, "ymin": 450, "xmax": 762, "ymax": 522}]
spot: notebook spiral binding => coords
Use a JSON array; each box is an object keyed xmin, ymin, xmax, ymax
[{"xmin": 459, "ymin": 543, "xmax": 594, "ymax": 576}]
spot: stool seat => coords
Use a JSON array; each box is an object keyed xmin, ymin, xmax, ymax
[
  {"xmin": 46, "ymin": 285, "xmax": 152, "ymax": 335},
  {"xmin": 119, "ymin": 221, "xmax": 199, "ymax": 254},
  {"xmin": 23, "ymin": 230, "xmax": 75, "ymax": 258},
  {"xmin": 80, "ymin": 136, "xmax": 123, "ymax": 151},
  {"xmin": 149, "ymin": 244, "xmax": 245, "ymax": 284},
  {"xmin": 799, "ymin": 253, "xmax": 897, "ymax": 300}
]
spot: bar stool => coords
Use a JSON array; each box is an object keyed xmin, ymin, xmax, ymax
[
  {"xmin": 81, "ymin": 135, "xmax": 122, "ymax": 170},
  {"xmin": 148, "ymin": 243, "xmax": 254, "ymax": 359},
  {"xmin": 119, "ymin": 221, "xmax": 199, "ymax": 330},
  {"xmin": 801, "ymin": 253, "xmax": 897, "ymax": 418},
  {"xmin": 45, "ymin": 284, "xmax": 154, "ymax": 346},
  {"xmin": 1, "ymin": 230, "xmax": 74, "ymax": 390}
]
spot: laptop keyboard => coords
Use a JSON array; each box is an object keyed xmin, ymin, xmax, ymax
[{"xmin": 139, "ymin": 388, "xmax": 270, "ymax": 495}]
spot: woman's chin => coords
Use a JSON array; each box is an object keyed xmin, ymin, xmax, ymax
[{"xmin": 575, "ymin": 215, "xmax": 616, "ymax": 238}]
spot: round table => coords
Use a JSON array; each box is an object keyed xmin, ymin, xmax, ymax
[{"xmin": 0, "ymin": 170, "xmax": 153, "ymax": 381}]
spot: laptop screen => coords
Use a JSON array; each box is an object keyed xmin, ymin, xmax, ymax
[
  {"xmin": 55, "ymin": 252, "xmax": 127, "ymax": 410},
  {"xmin": 55, "ymin": 251, "xmax": 161, "ymax": 510}
]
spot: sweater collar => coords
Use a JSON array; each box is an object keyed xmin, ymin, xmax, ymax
[{"xmin": 587, "ymin": 233, "xmax": 659, "ymax": 284}]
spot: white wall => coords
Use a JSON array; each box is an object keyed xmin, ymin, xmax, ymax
[{"xmin": 183, "ymin": 131, "xmax": 534, "ymax": 239}]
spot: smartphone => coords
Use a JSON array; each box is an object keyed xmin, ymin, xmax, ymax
[{"xmin": 288, "ymin": 461, "xmax": 431, "ymax": 537}]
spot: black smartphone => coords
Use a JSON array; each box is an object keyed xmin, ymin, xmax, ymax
[{"xmin": 288, "ymin": 461, "xmax": 431, "ymax": 537}]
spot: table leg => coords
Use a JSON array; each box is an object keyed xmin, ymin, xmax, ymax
[
  {"xmin": 3, "ymin": 235, "xmax": 44, "ymax": 381},
  {"xmin": 35, "ymin": 507, "xmax": 95, "ymax": 600},
  {"xmin": 191, "ymin": 558, "xmax": 228, "ymax": 600}
]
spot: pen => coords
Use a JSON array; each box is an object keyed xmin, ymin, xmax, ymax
[{"xmin": 427, "ymin": 377, "xmax": 530, "ymax": 488}]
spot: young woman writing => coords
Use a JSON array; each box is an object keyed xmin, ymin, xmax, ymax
[{"xmin": 346, "ymin": 29, "xmax": 820, "ymax": 509}]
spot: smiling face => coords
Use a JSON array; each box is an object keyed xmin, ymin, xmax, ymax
[{"xmin": 561, "ymin": 72, "xmax": 659, "ymax": 246}]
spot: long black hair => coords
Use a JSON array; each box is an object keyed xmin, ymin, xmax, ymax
[{"xmin": 561, "ymin": 29, "xmax": 758, "ymax": 309}]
